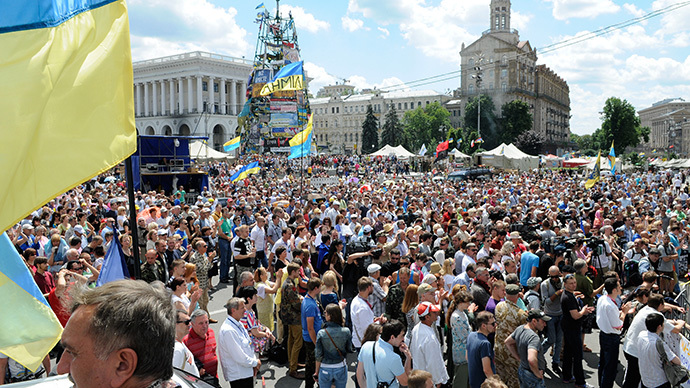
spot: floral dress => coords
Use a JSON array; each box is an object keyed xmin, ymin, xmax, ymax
[{"xmin": 241, "ymin": 309, "xmax": 268, "ymax": 353}]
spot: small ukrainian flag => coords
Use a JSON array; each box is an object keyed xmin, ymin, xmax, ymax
[{"xmin": 224, "ymin": 136, "xmax": 241, "ymax": 152}]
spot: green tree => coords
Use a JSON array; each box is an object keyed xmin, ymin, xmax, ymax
[
  {"xmin": 570, "ymin": 133, "xmax": 596, "ymax": 152},
  {"xmin": 456, "ymin": 127, "xmax": 480, "ymax": 154},
  {"xmin": 464, "ymin": 95, "xmax": 499, "ymax": 149},
  {"xmin": 500, "ymin": 100, "xmax": 533, "ymax": 144},
  {"xmin": 515, "ymin": 131, "xmax": 543, "ymax": 155},
  {"xmin": 381, "ymin": 104, "xmax": 402, "ymax": 146},
  {"xmin": 594, "ymin": 97, "xmax": 650, "ymax": 153},
  {"xmin": 361, "ymin": 105, "xmax": 379, "ymax": 154},
  {"xmin": 401, "ymin": 102, "xmax": 452, "ymax": 151}
]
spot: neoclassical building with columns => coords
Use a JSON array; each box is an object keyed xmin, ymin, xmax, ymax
[{"xmin": 133, "ymin": 51, "xmax": 253, "ymax": 150}]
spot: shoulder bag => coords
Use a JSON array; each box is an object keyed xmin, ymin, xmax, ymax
[{"xmin": 656, "ymin": 338, "xmax": 690, "ymax": 387}]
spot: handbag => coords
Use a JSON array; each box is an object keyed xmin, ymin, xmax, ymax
[
  {"xmin": 656, "ymin": 338, "xmax": 690, "ymax": 387},
  {"xmin": 325, "ymin": 328, "xmax": 345, "ymax": 362}
]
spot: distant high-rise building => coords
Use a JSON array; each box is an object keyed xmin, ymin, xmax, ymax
[{"xmin": 457, "ymin": 0, "xmax": 570, "ymax": 154}]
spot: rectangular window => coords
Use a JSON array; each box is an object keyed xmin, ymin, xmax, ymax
[
  {"xmin": 398, "ymin": 103, "xmax": 402, "ymax": 110},
  {"xmin": 501, "ymin": 69, "xmax": 507, "ymax": 78},
  {"xmin": 336, "ymin": 107, "xmax": 340, "ymax": 113},
  {"xmin": 202, "ymin": 81, "xmax": 208, "ymax": 92},
  {"xmin": 213, "ymin": 83, "xmax": 218, "ymax": 93}
]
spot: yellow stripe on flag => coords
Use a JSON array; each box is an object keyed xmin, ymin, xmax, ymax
[{"xmin": 0, "ymin": 0, "xmax": 137, "ymax": 233}]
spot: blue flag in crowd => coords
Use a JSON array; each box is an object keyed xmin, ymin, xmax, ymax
[{"xmin": 96, "ymin": 231, "xmax": 130, "ymax": 286}]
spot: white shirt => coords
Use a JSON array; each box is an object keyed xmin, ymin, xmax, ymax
[
  {"xmin": 173, "ymin": 341, "xmax": 200, "ymax": 377},
  {"xmin": 461, "ymin": 255, "xmax": 476, "ymax": 273},
  {"xmin": 622, "ymin": 306, "xmax": 674, "ymax": 357},
  {"xmin": 250, "ymin": 224, "xmax": 266, "ymax": 252},
  {"xmin": 218, "ymin": 316, "xmax": 258, "ymax": 382},
  {"xmin": 409, "ymin": 322, "xmax": 449, "ymax": 385},
  {"xmin": 350, "ymin": 295, "xmax": 374, "ymax": 348},
  {"xmin": 638, "ymin": 331, "xmax": 677, "ymax": 388},
  {"xmin": 595, "ymin": 295, "xmax": 623, "ymax": 334}
]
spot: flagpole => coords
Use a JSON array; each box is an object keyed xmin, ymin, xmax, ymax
[{"xmin": 125, "ymin": 155, "xmax": 141, "ymax": 279}]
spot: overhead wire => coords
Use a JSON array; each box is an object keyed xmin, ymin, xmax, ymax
[{"xmin": 373, "ymin": 1, "xmax": 690, "ymax": 91}]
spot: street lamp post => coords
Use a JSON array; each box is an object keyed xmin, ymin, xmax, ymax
[{"xmin": 471, "ymin": 55, "xmax": 484, "ymax": 142}]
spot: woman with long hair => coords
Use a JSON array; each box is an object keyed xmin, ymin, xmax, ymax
[
  {"xmin": 168, "ymin": 277, "xmax": 201, "ymax": 315},
  {"xmin": 254, "ymin": 267, "xmax": 283, "ymax": 332},
  {"xmin": 401, "ymin": 284, "xmax": 419, "ymax": 344},
  {"xmin": 448, "ymin": 290, "xmax": 474, "ymax": 388},
  {"xmin": 315, "ymin": 304, "xmax": 353, "ymax": 388}
]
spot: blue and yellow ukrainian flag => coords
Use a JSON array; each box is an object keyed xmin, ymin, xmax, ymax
[
  {"xmin": 0, "ymin": 0, "xmax": 137, "ymax": 234},
  {"xmin": 288, "ymin": 115, "xmax": 313, "ymax": 160},
  {"xmin": 0, "ymin": 233, "xmax": 63, "ymax": 371},
  {"xmin": 224, "ymin": 136, "xmax": 241, "ymax": 152},
  {"xmin": 585, "ymin": 152, "xmax": 601, "ymax": 189},
  {"xmin": 608, "ymin": 141, "xmax": 616, "ymax": 174},
  {"xmin": 260, "ymin": 61, "xmax": 305, "ymax": 96},
  {"xmin": 231, "ymin": 161, "xmax": 261, "ymax": 183}
]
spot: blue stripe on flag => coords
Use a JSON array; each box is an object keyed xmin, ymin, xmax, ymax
[{"xmin": 0, "ymin": 0, "xmax": 118, "ymax": 33}]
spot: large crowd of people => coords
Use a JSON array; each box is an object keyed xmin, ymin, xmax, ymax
[{"xmin": 3, "ymin": 153, "xmax": 690, "ymax": 388}]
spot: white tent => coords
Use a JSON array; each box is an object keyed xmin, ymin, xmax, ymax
[
  {"xmin": 372, "ymin": 144, "xmax": 416, "ymax": 160},
  {"xmin": 450, "ymin": 149, "xmax": 471, "ymax": 160},
  {"xmin": 476, "ymin": 143, "xmax": 539, "ymax": 171},
  {"xmin": 189, "ymin": 141, "xmax": 235, "ymax": 160}
]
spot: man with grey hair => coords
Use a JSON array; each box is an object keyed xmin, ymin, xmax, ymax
[
  {"xmin": 218, "ymin": 297, "xmax": 261, "ymax": 388},
  {"xmin": 184, "ymin": 309, "xmax": 219, "ymax": 386},
  {"xmin": 56, "ymin": 280, "xmax": 175, "ymax": 388}
]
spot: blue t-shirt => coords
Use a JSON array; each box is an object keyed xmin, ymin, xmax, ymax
[
  {"xmin": 301, "ymin": 295, "xmax": 322, "ymax": 342},
  {"xmin": 358, "ymin": 339, "xmax": 405, "ymax": 388},
  {"xmin": 467, "ymin": 332, "xmax": 495, "ymax": 388},
  {"xmin": 519, "ymin": 252, "xmax": 540, "ymax": 286}
]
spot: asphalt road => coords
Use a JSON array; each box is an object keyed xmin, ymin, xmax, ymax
[{"xmin": 206, "ymin": 275, "xmax": 626, "ymax": 388}]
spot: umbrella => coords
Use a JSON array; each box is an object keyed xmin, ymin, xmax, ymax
[
  {"xmin": 104, "ymin": 176, "xmax": 116, "ymax": 182},
  {"xmin": 348, "ymin": 176, "xmax": 359, "ymax": 184},
  {"xmin": 359, "ymin": 185, "xmax": 372, "ymax": 193}
]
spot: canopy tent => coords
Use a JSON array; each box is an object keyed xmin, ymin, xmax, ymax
[
  {"xmin": 562, "ymin": 157, "xmax": 590, "ymax": 168},
  {"xmin": 450, "ymin": 149, "xmax": 471, "ymax": 160},
  {"xmin": 371, "ymin": 144, "xmax": 417, "ymax": 160},
  {"xmin": 541, "ymin": 154, "xmax": 563, "ymax": 168},
  {"xmin": 189, "ymin": 141, "xmax": 235, "ymax": 160},
  {"xmin": 476, "ymin": 143, "xmax": 539, "ymax": 171}
]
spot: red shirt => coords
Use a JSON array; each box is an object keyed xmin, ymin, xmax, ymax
[
  {"xmin": 48, "ymin": 288, "xmax": 70, "ymax": 327},
  {"xmin": 183, "ymin": 327, "xmax": 218, "ymax": 377},
  {"xmin": 34, "ymin": 271, "xmax": 55, "ymax": 295}
]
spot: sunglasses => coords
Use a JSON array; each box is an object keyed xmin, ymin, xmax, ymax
[
  {"xmin": 564, "ymin": 274, "xmax": 575, "ymax": 280},
  {"xmin": 177, "ymin": 319, "xmax": 192, "ymax": 325}
]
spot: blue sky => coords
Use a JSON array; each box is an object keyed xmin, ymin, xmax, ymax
[{"xmin": 127, "ymin": 0, "xmax": 690, "ymax": 135}]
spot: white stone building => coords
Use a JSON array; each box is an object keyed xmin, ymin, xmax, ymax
[
  {"xmin": 638, "ymin": 98, "xmax": 690, "ymax": 155},
  {"xmin": 310, "ymin": 89, "xmax": 450, "ymax": 154},
  {"xmin": 133, "ymin": 51, "xmax": 253, "ymax": 150}
]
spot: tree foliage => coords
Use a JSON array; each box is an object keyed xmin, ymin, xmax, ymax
[
  {"xmin": 361, "ymin": 105, "xmax": 379, "ymax": 154},
  {"xmin": 515, "ymin": 131, "xmax": 543, "ymax": 155},
  {"xmin": 464, "ymin": 95, "xmax": 499, "ymax": 149},
  {"xmin": 570, "ymin": 133, "xmax": 596, "ymax": 152},
  {"xmin": 592, "ymin": 97, "xmax": 650, "ymax": 153},
  {"xmin": 401, "ymin": 102, "xmax": 452, "ymax": 151},
  {"xmin": 381, "ymin": 104, "xmax": 402, "ymax": 147},
  {"xmin": 500, "ymin": 100, "xmax": 533, "ymax": 144}
]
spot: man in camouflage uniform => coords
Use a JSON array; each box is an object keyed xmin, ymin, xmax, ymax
[
  {"xmin": 385, "ymin": 266, "xmax": 411, "ymax": 329},
  {"xmin": 494, "ymin": 283, "xmax": 528, "ymax": 388},
  {"xmin": 281, "ymin": 263, "xmax": 304, "ymax": 379}
]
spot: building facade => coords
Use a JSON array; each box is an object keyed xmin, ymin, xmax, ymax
[
  {"xmin": 457, "ymin": 0, "xmax": 570, "ymax": 154},
  {"xmin": 638, "ymin": 98, "xmax": 690, "ymax": 155},
  {"xmin": 311, "ymin": 89, "xmax": 450, "ymax": 154},
  {"xmin": 133, "ymin": 51, "xmax": 253, "ymax": 150}
]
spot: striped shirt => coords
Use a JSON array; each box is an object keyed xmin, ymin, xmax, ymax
[{"xmin": 183, "ymin": 327, "xmax": 218, "ymax": 377}]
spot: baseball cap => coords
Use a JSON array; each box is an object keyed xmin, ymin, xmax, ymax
[
  {"xmin": 506, "ymin": 284, "xmax": 521, "ymax": 295},
  {"xmin": 417, "ymin": 283, "xmax": 434, "ymax": 296},
  {"xmin": 417, "ymin": 301, "xmax": 440, "ymax": 317},
  {"xmin": 527, "ymin": 309, "xmax": 551, "ymax": 322},
  {"xmin": 527, "ymin": 277, "xmax": 542, "ymax": 288},
  {"xmin": 362, "ymin": 225, "xmax": 373, "ymax": 233},
  {"xmin": 367, "ymin": 264, "xmax": 382, "ymax": 273}
]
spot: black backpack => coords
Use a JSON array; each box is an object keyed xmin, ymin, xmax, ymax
[{"xmin": 624, "ymin": 260, "xmax": 642, "ymax": 288}]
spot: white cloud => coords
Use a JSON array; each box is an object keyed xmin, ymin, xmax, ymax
[
  {"xmin": 623, "ymin": 3, "xmax": 646, "ymax": 18},
  {"xmin": 304, "ymin": 62, "xmax": 338, "ymax": 95},
  {"xmin": 377, "ymin": 27, "xmax": 390, "ymax": 38},
  {"xmin": 341, "ymin": 16, "xmax": 366, "ymax": 32},
  {"xmin": 128, "ymin": 0, "xmax": 249, "ymax": 60},
  {"xmin": 349, "ymin": 75, "xmax": 409, "ymax": 92},
  {"xmin": 653, "ymin": 0, "xmax": 690, "ymax": 36},
  {"xmin": 280, "ymin": 5, "xmax": 330, "ymax": 33},
  {"xmin": 511, "ymin": 11, "xmax": 533, "ymax": 32},
  {"xmin": 545, "ymin": 0, "xmax": 620, "ymax": 21}
]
